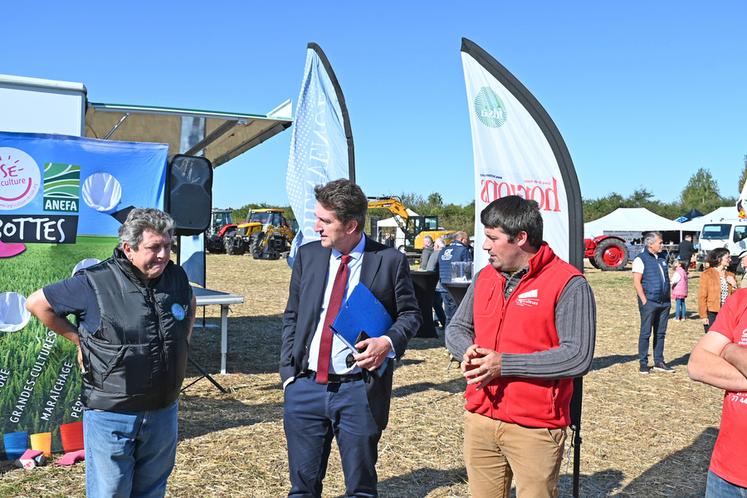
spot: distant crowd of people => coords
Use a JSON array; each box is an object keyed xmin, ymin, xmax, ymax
[{"xmin": 633, "ymin": 230, "xmax": 747, "ymax": 495}]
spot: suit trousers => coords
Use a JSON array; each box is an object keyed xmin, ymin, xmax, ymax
[
  {"xmin": 284, "ymin": 375, "xmax": 382, "ymax": 498},
  {"xmin": 463, "ymin": 411, "xmax": 566, "ymax": 498}
]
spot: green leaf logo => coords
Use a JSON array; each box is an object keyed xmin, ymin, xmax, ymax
[{"xmin": 474, "ymin": 87, "xmax": 507, "ymax": 128}]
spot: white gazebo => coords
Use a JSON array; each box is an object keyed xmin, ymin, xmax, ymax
[{"xmin": 584, "ymin": 208, "xmax": 685, "ymax": 240}]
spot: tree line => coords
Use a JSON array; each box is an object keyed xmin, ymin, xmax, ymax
[
  {"xmin": 583, "ymin": 166, "xmax": 743, "ymax": 222},
  {"xmin": 230, "ymin": 161, "xmax": 747, "ymax": 233}
]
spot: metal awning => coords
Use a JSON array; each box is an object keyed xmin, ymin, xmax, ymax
[{"xmin": 85, "ymin": 100, "xmax": 292, "ymax": 167}]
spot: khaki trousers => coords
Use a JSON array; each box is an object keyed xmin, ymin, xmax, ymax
[{"xmin": 463, "ymin": 411, "xmax": 566, "ymax": 498}]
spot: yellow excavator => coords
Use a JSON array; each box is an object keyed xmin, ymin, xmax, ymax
[{"xmin": 367, "ymin": 196, "xmax": 454, "ymax": 254}]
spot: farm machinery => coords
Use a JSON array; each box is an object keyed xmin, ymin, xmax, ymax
[
  {"xmin": 205, "ymin": 208, "xmax": 236, "ymax": 253},
  {"xmin": 584, "ymin": 235, "xmax": 629, "ymax": 271},
  {"xmin": 367, "ymin": 196, "xmax": 454, "ymax": 255},
  {"xmin": 220, "ymin": 208, "xmax": 294, "ymax": 259}
]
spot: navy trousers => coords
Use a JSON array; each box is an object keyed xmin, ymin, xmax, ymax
[
  {"xmin": 284, "ymin": 375, "xmax": 381, "ymax": 498},
  {"xmin": 638, "ymin": 298, "xmax": 670, "ymax": 366}
]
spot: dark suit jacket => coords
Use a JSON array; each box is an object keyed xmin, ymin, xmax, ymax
[{"xmin": 280, "ymin": 236, "xmax": 421, "ymax": 430}]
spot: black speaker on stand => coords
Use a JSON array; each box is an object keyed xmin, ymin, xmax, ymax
[
  {"xmin": 165, "ymin": 154, "xmax": 213, "ymax": 236},
  {"xmin": 165, "ymin": 155, "xmax": 226, "ymax": 394}
]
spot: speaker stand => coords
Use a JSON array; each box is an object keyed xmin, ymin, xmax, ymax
[{"xmin": 182, "ymin": 357, "xmax": 228, "ymax": 394}]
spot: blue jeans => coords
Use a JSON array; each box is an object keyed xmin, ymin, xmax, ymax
[
  {"xmin": 432, "ymin": 291, "xmax": 446, "ymax": 328},
  {"xmin": 706, "ymin": 470, "xmax": 747, "ymax": 497},
  {"xmin": 638, "ymin": 298, "xmax": 670, "ymax": 366},
  {"xmin": 83, "ymin": 401, "xmax": 178, "ymax": 498},
  {"xmin": 675, "ymin": 298, "xmax": 687, "ymax": 320},
  {"xmin": 438, "ymin": 289, "xmax": 458, "ymax": 325}
]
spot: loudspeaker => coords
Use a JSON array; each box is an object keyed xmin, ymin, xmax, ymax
[{"xmin": 166, "ymin": 155, "xmax": 213, "ymax": 235}]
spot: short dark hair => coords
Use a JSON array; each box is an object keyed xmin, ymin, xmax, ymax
[
  {"xmin": 314, "ymin": 179, "xmax": 367, "ymax": 232},
  {"xmin": 706, "ymin": 247, "xmax": 730, "ymax": 268},
  {"xmin": 480, "ymin": 196, "xmax": 543, "ymax": 247}
]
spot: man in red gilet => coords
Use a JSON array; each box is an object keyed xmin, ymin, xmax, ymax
[{"xmin": 446, "ymin": 195, "xmax": 596, "ymax": 498}]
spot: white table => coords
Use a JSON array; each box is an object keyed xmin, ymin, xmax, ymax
[{"xmin": 192, "ymin": 287, "xmax": 244, "ymax": 374}]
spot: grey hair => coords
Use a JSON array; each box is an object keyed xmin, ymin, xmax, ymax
[
  {"xmin": 643, "ymin": 231, "xmax": 662, "ymax": 248},
  {"xmin": 118, "ymin": 208, "xmax": 175, "ymax": 250}
]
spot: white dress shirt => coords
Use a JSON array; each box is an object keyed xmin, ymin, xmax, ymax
[{"xmin": 307, "ymin": 234, "xmax": 367, "ymax": 375}]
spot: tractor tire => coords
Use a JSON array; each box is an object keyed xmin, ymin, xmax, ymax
[
  {"xmin": 594, "ymin": 238, "xmax": 629, "ymax": 271},
  {"xmin": 224, "ymin": 236, "xmax": 236, "ymax": 255},
  {"xmin": 252, "ymin": 232, "xmax": 266, "ymax": 259},
  {"xmin": 224, "ymin": 235, "xmax": 245, "ymax": 256},
  {"xmin": 206, "ymin": 236, "xmax": 226, "ymax": 254},
  {"xmin": 588, "ymin": 257, "xmax": 600, "ymax": 269}
]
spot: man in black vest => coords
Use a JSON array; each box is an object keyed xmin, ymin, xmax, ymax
[
  {"xmin": 632, "ymin": 231, "xmax": 673, "ymax": 374},
  {"xmin": 678, "ymin": 234, "xmax": 695, "ymax": 266},
  {"xmin": 26, "ymin": 208, "xmax": 196, "ymax": 498}
]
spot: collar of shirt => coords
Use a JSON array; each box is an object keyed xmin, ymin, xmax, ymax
[
  {"xmin": 501, "ymin": 266, "xmax": 529, "ymax": 299},
  {"xmin": 330, "ymin": 232, "xmax": 366, "ymax": 264}
]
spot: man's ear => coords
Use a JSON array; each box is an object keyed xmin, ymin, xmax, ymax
[
  {"xmin": 514, "ymin": 231, "xmax": 529, "ymax": 248},
  {"xmin": 345, "ymin": 219, "xmax": 359, "ymax": 235},
  {"xmin": 122, "ymin": 242, "xmax": 135, "ymax": 260}
]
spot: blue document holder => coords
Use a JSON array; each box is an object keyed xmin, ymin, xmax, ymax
[{"xmin": 331, "ymin": 283, "xmax": 393, "ymax": 351}]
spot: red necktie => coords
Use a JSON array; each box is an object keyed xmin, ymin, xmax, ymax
[{"xmin": 316, "ymin": 254, "xmax": 352, "ymax": 384}]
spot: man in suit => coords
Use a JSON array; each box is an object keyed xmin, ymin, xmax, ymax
[{"xmin": 280, "ymin": 179, "xmax": 421, "ymax": 498}]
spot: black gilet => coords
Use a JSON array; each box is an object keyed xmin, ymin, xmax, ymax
[{"xmin": 79, "ymin": 249, "xmax": 192, "ymax": 412}]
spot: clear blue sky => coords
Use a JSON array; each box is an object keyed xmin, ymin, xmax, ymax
[{"xmin": 5, "ymin": 2, "xmax": 747, "ymax": 209}]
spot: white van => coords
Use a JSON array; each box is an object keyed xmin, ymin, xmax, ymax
[{"xmin": 698, "ymin": 218, "xmax": 747, "ymax": 264}]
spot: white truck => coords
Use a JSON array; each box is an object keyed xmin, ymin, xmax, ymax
[{"xmin": 698, "ymin": 217, "xmax": 747, "ymax": 269}]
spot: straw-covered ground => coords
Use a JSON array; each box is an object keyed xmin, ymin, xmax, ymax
[{"xmin": 0, "ymin": 255, "xmax": 724, "ymax": 497}]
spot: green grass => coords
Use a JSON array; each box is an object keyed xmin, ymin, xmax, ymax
[{"xmin": 0, "ymin": 237, "xmax": 116, "ymax": 455}]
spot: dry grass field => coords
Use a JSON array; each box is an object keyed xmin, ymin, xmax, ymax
[{"xmin": 0, "ymin": 255, "xmax": 724, "ymax": 497}]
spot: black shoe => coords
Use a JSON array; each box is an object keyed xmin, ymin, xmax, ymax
[
  {"xmin": 653, "ymin": 362, "xmax": 674, "ymax": 373},
  {"xmin": 639, "ymin": 365, "xmax": 650, "ymax": 375}
]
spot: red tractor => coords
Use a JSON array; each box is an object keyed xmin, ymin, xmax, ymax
[{"xmin": 584, "ymin": 235, "xmax": 629, "ymax": 271}]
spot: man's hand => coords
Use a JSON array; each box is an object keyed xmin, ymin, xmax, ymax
[
  {"xmin": 703, "ymin": 318, "xmax": 710, "ymax": 325},
  {"xmin": 462, "ymin": 346, "xmax": 502, "ymax": 390},
  {"xmin": 354, "ymin": 337, "xmax": 392, "ymax": 371},
  {"xmin": 77, "ymin": 346, "xmax": 85, "ymax": 373}
]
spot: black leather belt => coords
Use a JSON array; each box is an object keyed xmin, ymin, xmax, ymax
[{"xmin": 299, "ymin": 370, "xmax": 364, "ymax": 383}]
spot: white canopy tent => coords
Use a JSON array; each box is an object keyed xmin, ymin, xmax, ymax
[{"xmin": 584, "ymin": 208, "xmax": 684, "ymax": 239}]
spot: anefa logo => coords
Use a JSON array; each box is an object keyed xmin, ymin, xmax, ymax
[
  {"xmin": 44, "ymin": 163, "xmax": 80, "ymax": 213},
  {"xmin": 474, "ymin": 87, "xmax": 507, "ymax": 128},
  {"xmin": 0, "ymin": 148, "xmax": 41, "ymax": 210}
]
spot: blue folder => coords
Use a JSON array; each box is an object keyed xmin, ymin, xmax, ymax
[{"xmin": 331, "ymin": 283, "xmax": 393, "ymax": 352}]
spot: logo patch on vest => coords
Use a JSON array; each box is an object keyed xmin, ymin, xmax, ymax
[
  {"xmin": 171, "ymin": 303, "xmax": 187, "ymax": 321},
  {"xmin": 515, "ymin": 289, "xmax": 539, "ymax": 307}
]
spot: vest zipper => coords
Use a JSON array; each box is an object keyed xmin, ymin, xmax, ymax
[
  {"xmin": 147, "ymin": 287, "xmax": 167, "ymax": 369},
  {"xmin": 493, "ymin": 273, "xmax": 528, "ymax": 420}
]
